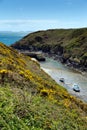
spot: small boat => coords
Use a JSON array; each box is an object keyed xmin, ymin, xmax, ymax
[
  {"xmin": 72, "ymin": 84, "xmax": 80, "ymax": 92},
  {"xmin": 59, "ymin": 78, "xmax": 65, "ymax": 83}
]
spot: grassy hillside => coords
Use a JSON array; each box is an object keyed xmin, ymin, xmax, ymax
[
  {"xmin": 0, "ymin": 42, "xmax": 87, "ymax": 130},
  {"xmin": 11, "ymin": 28, "xmax": 87, "ymax": 71}
]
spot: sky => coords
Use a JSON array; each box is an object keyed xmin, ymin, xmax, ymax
[{"xmin": 0, "ymin": 0, "xmax": 87, "ymax": 31}]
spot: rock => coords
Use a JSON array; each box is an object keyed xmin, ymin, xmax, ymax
[{"xmin": 21, "ymin": 51, "xmax": 46, "ymax": 61}]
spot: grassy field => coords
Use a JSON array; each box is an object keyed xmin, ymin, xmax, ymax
[{"xmin": 0, "ymin": 42, "xmax": 87, "ymax": 130}]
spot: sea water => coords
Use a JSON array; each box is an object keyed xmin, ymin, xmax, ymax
[{"xmin": 0, "ymin": 31, "xmax": 30, "ymax": 46}]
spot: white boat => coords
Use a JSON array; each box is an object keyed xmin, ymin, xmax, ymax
[{"xmin": 73, "ymin": 84, "xmax": 80, "ymax": 92}]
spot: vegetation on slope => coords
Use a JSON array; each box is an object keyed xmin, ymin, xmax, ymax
[
  {"xmin": 0, "ymin": 42, "xmax": 87, "ymax": 130},
  {"xmin": 11, "ymin": 28, "xmax": 87, "ymax": 70}
]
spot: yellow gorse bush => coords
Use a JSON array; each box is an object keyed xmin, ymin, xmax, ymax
[
  {"xmin": 0, "ymin": 69, "xmax": 10, "ymax": 74},
  {"xmin": 0, "ymin": 42, "xmax": 87, "ymax": 129}
]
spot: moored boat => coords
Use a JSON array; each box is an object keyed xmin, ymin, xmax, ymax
[
  {"xmin": 59, "ymin": 78, "xmax": 65, "ymax": 83},
  {"xmin": 72, "ymin": 84, "xmax": 80, "ymax": 92}
]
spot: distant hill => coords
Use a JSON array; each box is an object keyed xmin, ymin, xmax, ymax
[
  {"xmin": 0, "ymin": 42, "xmax": 87, "ymax": 129},
  {"xmin": 11, "ymin": 28, "xmax": 87, "ymax": 71}
]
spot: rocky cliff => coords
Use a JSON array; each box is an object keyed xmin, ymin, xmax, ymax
[{"xmin": 11, "ymin": 28, "xmax": 87, "ymax": 71}]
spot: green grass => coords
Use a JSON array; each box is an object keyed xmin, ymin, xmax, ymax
[{"xmin": 0, "ymin": 42, "xmax": 87, "ymax": 129}]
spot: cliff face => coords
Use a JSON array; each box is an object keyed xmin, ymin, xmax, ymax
[
  {"xmin": 11, "ymin": 28, "xmax": 87, "ymax": 71},
  {"xmin": 0, "ymin": 42, "xmax": 87, "ymax": 129}
]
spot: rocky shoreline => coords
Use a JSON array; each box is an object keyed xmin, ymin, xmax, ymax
[
  {"xmin": 22, "ymin": 47, "xmax": 87, "ymax": 73},
  {"xmin": 43, "ymin": 52, "xmax": 87, "ymax": 75},
  {"xmin": 19, "ymin": 51, "xmax": 46, "ymax": 61},
  {"xmin": 16, "ymin": 49, "xmax": 87, "ymax": 74}
]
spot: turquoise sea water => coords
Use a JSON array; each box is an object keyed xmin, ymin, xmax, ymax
[{"xmin": 0, "ymin": 31, "xmax": 30, "ymax": 46}]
